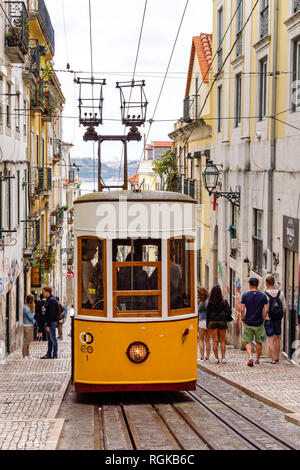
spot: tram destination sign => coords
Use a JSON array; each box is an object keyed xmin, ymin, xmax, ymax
[{"xmin": 283, "ymin": 216, "xmax": 299, "ymax": 253}]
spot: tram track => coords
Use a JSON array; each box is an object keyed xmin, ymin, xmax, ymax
[
  {"xmin": 95, "ymin": 387, "xmax": 300, "ymax": 451},
  {"xmin": 189, "ymin": 383, "xmax": 300, "ymax": 451}
]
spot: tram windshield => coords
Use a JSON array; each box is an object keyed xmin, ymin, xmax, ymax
[
  {"xmin": 79, "ymin": 238, "xmax": 105, "ymax": 314},
  {"xmin": 113, "ymin": 239, "xmax": 161, "ymax": 316},
  {"xmin": 169, "ymin": 238, "xmax": 194, "ymax": 314}
]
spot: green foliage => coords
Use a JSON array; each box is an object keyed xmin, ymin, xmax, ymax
[{"xmin": 152, "ymin": 150, "xmax": 178, "ymax": 192}]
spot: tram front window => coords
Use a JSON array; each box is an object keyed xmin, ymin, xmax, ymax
[
  {"xmin": 113, "ymin": 239, "xmax": 161, "ymax": 316},
  {"xmin": 169, "ymin": 238, "xmax": 194, "ymax": 314},
  {"xmin": 80, "ymin": 238, "xmax": 105, "ymax": 312}
]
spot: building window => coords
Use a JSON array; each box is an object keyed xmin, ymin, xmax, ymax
[
  {"xmin": 6, "ymin": 83, "xmax": 11, "ymax": 127},
  {"xmin": 230, "ymin": 205, "xmax": 238, "ymax": 259},
  {"xmin": 260, "ymin": 0, "xmax": 269, "ymax": 38},
  {"xmin": 236, "ymin": 0, "xmax": 243, "ymax": 57},
  {"xmin": 15, "ymin": 93, "xmax": 20, "ymax": 131},
  {"xmin": 217, "ymin": 7, "xmax": 224, "ymax": 71},
  {"xmin": 235, "ymin": 73, "xmax": 242, "ymax": 127},
  {"xmin": 17, "ymin": 170, "xmax": 20, "ymax": 225},
  {"xmin": 217, "ymin": 85, "xmax": 222, "ymax": 132},
  {"xmin": 294, "ymin": 0, "xmax": 300, "ymax": 14},
  {"xmin": 293, "ymin": 38, "xmax": 300, "ymax": 110},
  {"xmin": 253, "ymin": 209, "xmax": 263, "ymax": 275},
  {"xmin": 0, "ymin": 76, "xmax": 3, "ymax": 125},
  {"xmin": 259, "ymin": 57, "xmax": 268, "ymax": 120},
  {"xmin": 23, "ymin": 100, "xmax": 27, "ymax": 135}
]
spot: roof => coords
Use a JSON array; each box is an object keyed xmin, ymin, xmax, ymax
[
  {"xmin": 74, "ymin": 190, "xmax": 196, "ymax": 204},
  {"xmin": 185, "ymin": 33, "xmax": 212, "ymax": 98},
  {"xmin": 128, "ymin": 174, "xmax": 139, "ymax": 182},
  {"xmin": 146, "ymin": 141, "xmax": 173, "ymax": 150}
]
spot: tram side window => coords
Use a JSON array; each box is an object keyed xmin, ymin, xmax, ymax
[
  {"xmin": 80, "ymin": 238, "xmax": 105, "ymax": 312},
  {"xmin": 169, "ymin": 238, "xmax": 194, "ymax": 313},
  {"xmin": 112, "ymin": 239, "xmax": 161, "ymax": 315}
]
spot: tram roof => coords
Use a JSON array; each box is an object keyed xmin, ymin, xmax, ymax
[{"xmin": 74, "ymin": 190, "xmax": 197, "ymax": 204}]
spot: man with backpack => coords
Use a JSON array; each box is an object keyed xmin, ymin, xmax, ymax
[
  {"xmin": 40, "ymin": 286, "xmax": 59, "ymax": 359},
  {"xmin": 265, "ymin": 275, "xmax": 287, "ymax": 364}
]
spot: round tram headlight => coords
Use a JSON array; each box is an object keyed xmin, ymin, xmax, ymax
[{"xmin": 126, "ymin": 342, "xmax": 150, "ymax": 364}]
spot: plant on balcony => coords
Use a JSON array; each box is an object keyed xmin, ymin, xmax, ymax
[
  {"xmin": 41, "ymin": 62, "xmax": 53, "ymax": 82},
  {"xmin": 152, "ymin": 150, "xmax": 178, "ymax": 192}
]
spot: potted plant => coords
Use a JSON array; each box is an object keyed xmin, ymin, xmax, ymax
[{"xmin": 5, "ymin": 26, "xmax": 20, "ymax": 47}]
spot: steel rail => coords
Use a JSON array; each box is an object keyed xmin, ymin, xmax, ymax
[{"xmin": 194, "ymin": 384, "xmax": 300, "ymax": 451}]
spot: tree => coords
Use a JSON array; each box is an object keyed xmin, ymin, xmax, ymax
[{"xmin": 152, "ymin": 150, "xmax": 178, "ymax": 192}]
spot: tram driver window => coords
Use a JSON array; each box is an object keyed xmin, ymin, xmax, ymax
[
  {"xmin": 169, "ymin": 238, "xmax": 194, "ymax": 313},
  {"xmin": 80, "ymin": 238, "xmax": 105, "ymax": 312},
  {"xmin": 112, "ymin": 239, "xmax": 161, "ymax": 315}
]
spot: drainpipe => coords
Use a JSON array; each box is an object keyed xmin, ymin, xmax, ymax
[{"xmin": 267, "ymin": 0, "xmax": 278, "ymax": 273}]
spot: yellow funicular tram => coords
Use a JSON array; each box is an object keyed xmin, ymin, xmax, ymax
[{"xmin": 72, "ymin": 190, "xmax": 198, "ymax": 392}]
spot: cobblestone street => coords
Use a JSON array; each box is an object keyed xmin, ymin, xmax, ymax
[{"xmin": 0, "ymin": 320, "xmax": 71, "ymax": 450}]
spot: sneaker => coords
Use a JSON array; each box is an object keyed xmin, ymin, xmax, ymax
[
  {"xmin": 23, "ymin": 356, "xmax": 29, "ymax": 360},
  {"xmin": 204, "ymin": 357, "xmax": 209, "ymax": 361},
  {"xmin": 221, "ymin": 358, "xmax": 227, "ymax": 364},
  {"xmin": 247, "ymin": 359, "xmax": 254, "ymax": 367},
  {"xmin": 215, "ymin": 358, "xmax": 220, "ymax": 364},
  {"xmin": 40, "ymin": 355, "xmax": 51, "ymax": 359},
  {"xmin": 275, "ymin": 359, "xmax": 279, "ymax": 364},
  {"xmin": 255, "ymin": 360, "xmax": 260, "ymax": 365}
]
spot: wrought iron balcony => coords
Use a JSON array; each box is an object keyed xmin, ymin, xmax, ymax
[
  {"xmin": 23, "ymin": 38, "xmax": 40, "ymax": 83},
  {"xmin": 28, "ymin": 0, "xmax": 55, "ymax": 55},
  {"xmin": 183, "ymin": 95, "xmax": 200, "ymax": 123},
  {"xmin": 30, "ymin": 79, "xmax": 44, "ymax": 111},
  {"xmin": 42, "ymin": 83, "xmax": 60, "ymax": 122},
  {"xmin": 53, "ymin": 139, "xmax": 62, "ymax": 161},
  {"xmin": 4, "ymin": 1, "xmax": 29, "ymax": 63},
  {"xmin": 47, "ymin": 167, "xmax": 52, "ymax": 191}
]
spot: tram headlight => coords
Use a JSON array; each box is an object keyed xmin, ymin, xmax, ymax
[{"xmin": 126, "ymin": 342, "xmax": 150, "ymax": 364}]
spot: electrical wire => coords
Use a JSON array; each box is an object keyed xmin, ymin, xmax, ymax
[{"xmin": 136, "ymin": 0, "xmax": 190, "ymax": 176}]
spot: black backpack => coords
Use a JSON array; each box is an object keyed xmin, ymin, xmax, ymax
[{"xmin": 266, "ymin": 291, "xmax": 284, "ymax": 321}]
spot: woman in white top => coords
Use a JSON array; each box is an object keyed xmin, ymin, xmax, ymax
[
  {"xmin": 23, "ymin": 295, "xmax": 36, "ymax": 359},
  {"xmin": 198, "ymin": 287, "xmax": 211, "ymax": 361}
]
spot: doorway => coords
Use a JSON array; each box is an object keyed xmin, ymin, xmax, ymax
[
  {"xmin": 284, "ymin": 249, "xmax": 299, "ymax": 358},
  {"xmin": 5, "ymin": 291, "xmax": 10, "ymax": 354}
]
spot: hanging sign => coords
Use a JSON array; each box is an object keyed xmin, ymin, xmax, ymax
[{"xmin": 283, "ymin": 216, "xmax": 299, "ymax": 253}]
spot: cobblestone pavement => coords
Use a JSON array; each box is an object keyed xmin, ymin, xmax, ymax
[
  {"xmin": 198, "ymin": 346, "xmax": 300, "ymax": 423},
  {"xmin": 0, "ymin": 320, "xmax": 71, "ymax": 450}
]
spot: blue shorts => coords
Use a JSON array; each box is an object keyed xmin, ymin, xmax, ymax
[{"xmin": 264, "ymin": 319, "xmax": 282, "ymax": 337}]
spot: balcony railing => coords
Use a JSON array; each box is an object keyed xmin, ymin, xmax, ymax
[
  {"xmin": 183, "ymin": 95, "xmax": 200, "ymax": 123},
  {"xmin": 23, "ymin": 38, "xmax": 40, "ymax": 82},
  {"xmin": 42, "ymin": 82, "xmax": 60, "ymax": 121},
  {"xmin": 4, "ymin": 1, "xmax": 29, "ymax": 62},
  {"xmin": 53, "ymin": 139, "xmax": 62, "ymax": 160},
  {"xmin": 47, "ymin": 167, "xmax": 52, "ymax": 191},
  {"xmin": 30, "ymin": 79, "xmax": 44, "ymax": 111},
  {"xmin": 24, "ymin": 217, "xmax": 40, "ymax": 255},
  {"xmin": 28, "ymin": 0, "xmax": 55, "ymax": 54}
]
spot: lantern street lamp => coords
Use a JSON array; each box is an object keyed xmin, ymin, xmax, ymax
[{"xmin": 202, "ymin": 160, "xmax": 240, "ymax": 207}]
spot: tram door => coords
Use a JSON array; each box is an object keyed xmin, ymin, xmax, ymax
[
  {"xmin": 5, "ymin": 291, "xmax": 10, "ymax": 354},
  {"xmin": 284, "ymin": 250, "xmax": 299, "ymax": 358}
]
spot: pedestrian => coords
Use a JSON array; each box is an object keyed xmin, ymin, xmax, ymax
[
  {"xmin": 56, "ymin": 297, "xmax": 65, "ymax": 340},
  {"xmin": 207, "ymin": 285, "xmax": 232, "ymax": 364},
  {"xmin": 264, "ymin": 275, "xmax": 287, "ymax": 364},
  {"xmin": 238, "ymin": 277, "xmax": 268, "ymax": 367},
  {"xmin": 198, "ymin": 287, "xmax": 211, "ymax": 361},
  {"xmin": 35, "ymin": 293, "xmax": 47, "ymax": 342},
  {"xmin": 40, "ymin": 286, "xmax": 59, "ymax": 359},
  {"xmin": 23, "ymin": 294, "xmax": 35, "ymax": 359}
]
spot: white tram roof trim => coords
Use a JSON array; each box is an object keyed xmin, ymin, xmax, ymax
[{"xmin": 74, "ymin": 190, "xmax": 197, "ymax": 204}]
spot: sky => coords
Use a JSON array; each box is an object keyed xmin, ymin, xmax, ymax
[{"xmin": 45, "ymin": 0, "xmax": 213, "ymax": 169}]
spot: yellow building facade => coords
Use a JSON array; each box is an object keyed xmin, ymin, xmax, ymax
[
  {"xmin": 169, "ymin": 34, "xmax": 212, "ymax": 288},
  {"xmin": 211, "ymin": 0, "xmax": 300, "ymax": 355}
]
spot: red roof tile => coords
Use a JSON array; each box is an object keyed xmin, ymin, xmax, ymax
[
  {"xmin": 151, "ymin": 141, "xmax": 173, "ymax": 147},
  {"xmin": 185, "ymin": 33, "xmax": 212, "ymax": 98}
]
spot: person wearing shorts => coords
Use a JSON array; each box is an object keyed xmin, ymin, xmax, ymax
[
  {"xmin": 238, "ymin": 278, "xmax": 268, "ymax": 367},
  {"xmin": 198, "ymin": 288, "xmax": 210, "ymax": 361}
]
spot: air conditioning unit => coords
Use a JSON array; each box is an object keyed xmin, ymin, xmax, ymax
[{"xmin": 231, "ymin": 238, "xmax": 238, "ymax": 250}]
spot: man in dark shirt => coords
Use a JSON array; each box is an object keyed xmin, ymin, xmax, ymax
[
  {"xmin": 238, "ymin": 278, "xmax": 268, "ymax": 367},
  {"xmin": 40, "ymin": 286, "xmax": 58, "ymax": 359}
]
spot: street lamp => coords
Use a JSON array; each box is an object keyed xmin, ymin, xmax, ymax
[
  {"xmin": 202, "ymin": 160, "xmax": 240, "ymax": 207},
  {"xmin": 202, "ymin": 160, "xmax": 220, "ymax": 196}
]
